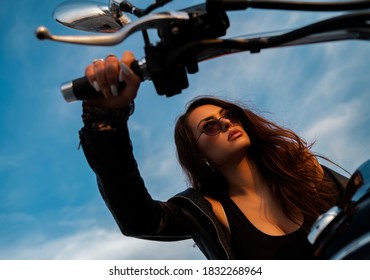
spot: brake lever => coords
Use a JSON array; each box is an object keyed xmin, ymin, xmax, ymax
[{"xmin": 36, "ymin": 11, "xmax": 190, "ymax": 46}]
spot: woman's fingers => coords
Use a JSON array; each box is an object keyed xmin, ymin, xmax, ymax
[
  {"xmin": 116, "ymin": 51, "xmax": 141, "ymax": 104},
  {"xmin": 105, "ymin": 54, "xmax": 120, "ymax": 97},
  {"xmin": 84, "ymin": 51, "xmax": 141, "ymax": 108},
  {"xmin": 85, "ymin": 62, "xmax": 100, "ymax": 92},
  {"xmin": 85, "ymin": 55, "xmax": 120, "ymax": 99},
  {"xmin": 92, "ymin": 59, "xmax": 110, "ymax": 98}
]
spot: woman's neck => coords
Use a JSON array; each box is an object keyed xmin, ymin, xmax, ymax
[{"xmin": 220, "ymin": 157, "xmax": 269, "ymax": 197}]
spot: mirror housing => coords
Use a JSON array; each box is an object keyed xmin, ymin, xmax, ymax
[{"xmin": 53, "ymin": 1, "xmax": 131, "ymax": 33}]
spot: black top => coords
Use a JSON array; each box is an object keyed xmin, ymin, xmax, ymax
[{"xmin": 221, "ymin": 196, "xmax": 314, "ymax": 259}]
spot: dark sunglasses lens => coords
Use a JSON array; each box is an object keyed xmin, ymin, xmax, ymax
[
  {"xmin": 203, "ymin": 121, "xmax": 221, "ymax": 136},
  {"xmin": 225, "ymin": 109, "xmax": 240, "ymax": 123}
]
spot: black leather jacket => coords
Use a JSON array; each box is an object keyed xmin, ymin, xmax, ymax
[{"xmin": 79, "ymin": 121, "xmax": 348, "ymax": 260}]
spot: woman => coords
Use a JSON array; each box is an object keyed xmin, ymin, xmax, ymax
[{"xmin": 79, "ymin": 51, "xmax": 348, "ymax": 259}]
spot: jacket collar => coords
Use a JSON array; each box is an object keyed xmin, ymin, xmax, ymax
[{"xmin": 170, "ymin": 188, "xmax": 235, "ymax": 259}]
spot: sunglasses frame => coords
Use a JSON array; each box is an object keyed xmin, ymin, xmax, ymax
[{"xmin": 195, "ymin": 108, "xmax": 240, "ymax": 142}]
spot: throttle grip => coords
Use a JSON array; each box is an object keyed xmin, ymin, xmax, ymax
[{"xmin": 60, "ymin": 59, "xmax": 146, "ymax": 102}]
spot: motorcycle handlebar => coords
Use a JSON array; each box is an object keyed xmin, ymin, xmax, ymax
[{"xmin": 42, "ymin": 1, "xmax": 370, "ymax": 102}]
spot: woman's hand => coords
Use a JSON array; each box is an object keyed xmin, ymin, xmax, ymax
[{"xmin": 84, "ymin": 50, "xmax": 141, "ymax": 109}]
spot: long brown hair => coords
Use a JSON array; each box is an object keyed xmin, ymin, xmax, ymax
[{"xmin": 174, "ymin": 96, "xmax": 338, "ymax": 230}]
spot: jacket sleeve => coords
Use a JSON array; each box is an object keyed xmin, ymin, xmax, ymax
[{"xmin": 79, "ymin": 121, "xmax": 190, "ymax": 239}]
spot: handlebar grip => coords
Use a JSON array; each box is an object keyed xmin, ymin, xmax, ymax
[{"xmin": 60, "ymin": 60, "xmax": 145, "ymax": 102}]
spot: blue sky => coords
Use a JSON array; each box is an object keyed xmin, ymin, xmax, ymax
[{"xmin": 0, "ymin": 0, "xmax": 369, "ymax": 259}]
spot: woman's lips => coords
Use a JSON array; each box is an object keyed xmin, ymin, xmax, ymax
[{"xmin": 228, "ymin": 129, "xmax": 242, "ymax": 141}]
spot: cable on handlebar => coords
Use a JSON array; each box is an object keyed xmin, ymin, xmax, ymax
[
  {"xmin": 207, "ymin": 0, "xmax": 370, "ymax": 12},
  {"xmin": 144, "ymin": 0, "xmax": 173, "ymax": 14},
  {"xmin": 166, "ymin": 11, "xmax": 370, "ymax": 63},
  {"xmin": 120, "ymin": 0, "xmax": 173, "ymax": 17}
]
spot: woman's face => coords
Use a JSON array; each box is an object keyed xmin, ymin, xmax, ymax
[{"xmin": 187, "ymin": 104, "xmax": 251, "ymax": 168}]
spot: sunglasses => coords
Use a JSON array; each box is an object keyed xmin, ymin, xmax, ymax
[{"xmin": 196, "ymin": 108, "xmax": 241, "ymax": 142}]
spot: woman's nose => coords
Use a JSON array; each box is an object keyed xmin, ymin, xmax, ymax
[{"xmin": 220, "ymin": 118, "xmax": 233, "ymax": 132}]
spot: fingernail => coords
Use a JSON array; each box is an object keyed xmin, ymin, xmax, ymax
[
  {"xmin": 93, "ymin": 81, "xmax": 101, "ymax": 92},
  {"xmin": 119, "ymin": 71, "xmax": 124, "ymax": 82},
  {"xmin": 120, "ymin": 62, "xmax": 132, "ymax": 77},
  {"xmin": 110, "ymin": 85, "xmax": 118, "ymax": 97},
  {"xmin": 102, "ymin": 89, "xmax": 109, "ymax": 99}
]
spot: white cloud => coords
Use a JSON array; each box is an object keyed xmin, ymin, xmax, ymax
[
  {"xmin": 302, "ymin": 99, "xmax": 370, "ymax": 172},
  {"xmin": 304, "ymin": 101, "xmax": 357, "ymax": 140},
  {"xmin": 0, "ymin": 226, "xmax": 204, "ymax": 260},
  {"xmin": 0, "ymin": 151, "xmax": 31, "ymax": 169}
]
